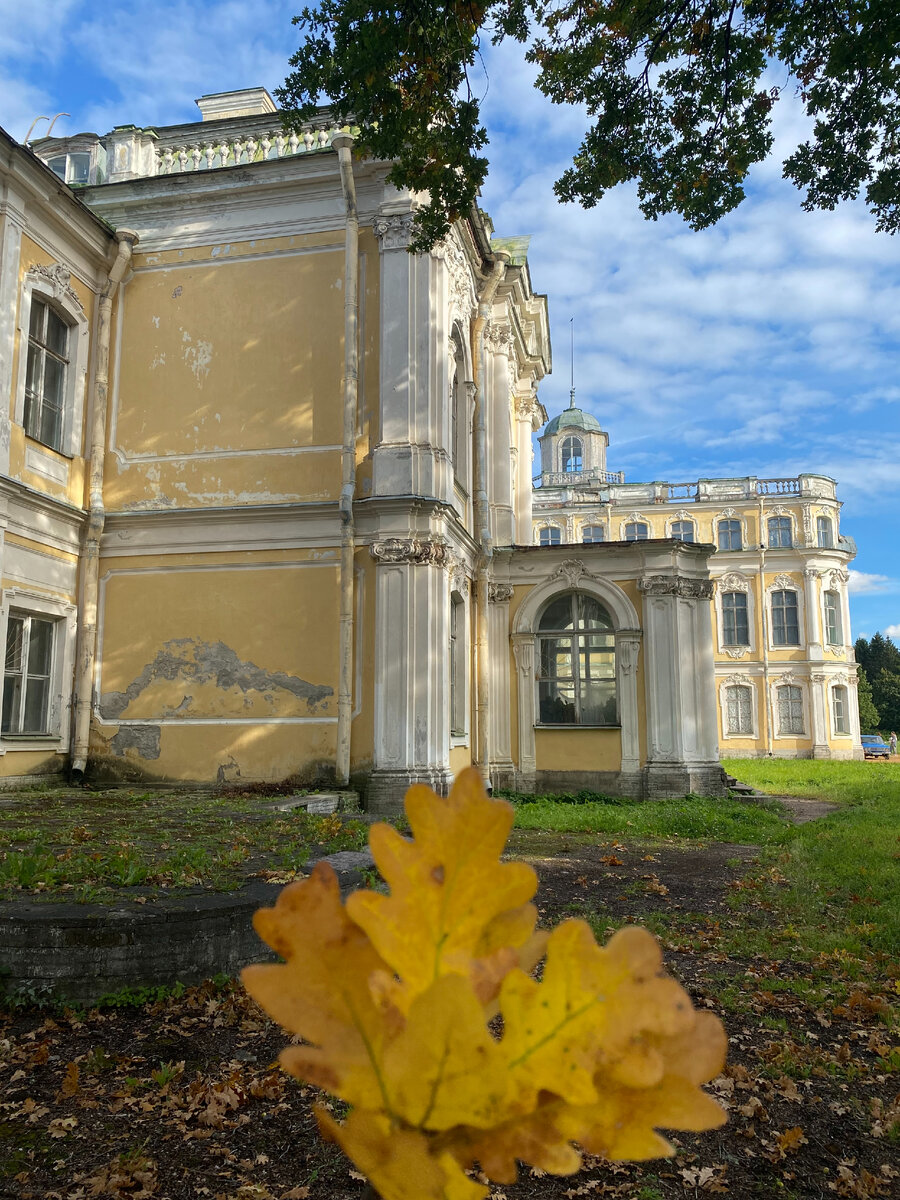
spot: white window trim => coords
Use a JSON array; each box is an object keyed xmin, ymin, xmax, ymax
[
  {"xmin": 766, "ymin": 509, "xmax": 797, "ymax": 550},
  {"xmin": 771, "ymin": 677, "xmax": 808, "ymax": 739},
  {"xmin": 0, "ymin": 588, "xmax": 77, "ymax": 751},
  {"xmin": 766, "ymin": 573, "xmax": 804, "ymax": 651},
  {"xmin": 829, "ymin": 682, "xmax": 852, "ymax": 738},
  {"xmin": 714, "ymin": 508, "xmax": 746, "ymax": 552},
  {"xmin": 667, "ymin": 510, "xmax": 696, "ymax": 541},
  {"xmin": 579, "ymin": 521, "xmax": 607, "ymax": 543},
  {"xmin": 16, "ymin": 265, "xmax": 90, "ymax": 460},
  {"xmin": 718, "ymin": 676, "xmax": 759, "ymax": 739},
  {"xmin": 536, "ymin": 523, "xmax": 564, "ymax": 546},
  {"xmin": 714, "ymin": 572, "xmax": 755, "ymax": 657},
  {"xmin": 821, "ymin": 586, "xmax": 844, "ymax": 649},
  {"xmin": 620, "ymin": 512, "xmax": 650, "ymax": 540}
]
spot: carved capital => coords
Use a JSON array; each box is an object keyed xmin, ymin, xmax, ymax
[
  {"xmin": 488, "ymin": 583, "xmax": 514, "ymax": 603},
  {"xmin": 373, "ymin": 212, "xmax": 415, "ymax": 250},
  {"xmin": 26, "ymin": 263, "xmax": 84, "ymax": 315},
  {"xmin": 804, "ymin": 567, "xmax": 820, "ymax": 581},
  {"xmin": 370, "ymin": 538, "xmax": 448, "ymax": 566},
  {"xmin": 485, "ymin": 321, "xmax": 513, "ymax": 356},
  {"xmin": 514, "ymin": 394, "xmax": 535, "ymax": 421},
  {"xmin": 638, "ymin": 575, "xmax": 715, "ymax": 600}
]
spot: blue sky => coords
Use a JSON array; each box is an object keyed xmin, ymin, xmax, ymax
[{"xmin": 2, "ymin": 0, "xmax": 897, "ymax": 640}]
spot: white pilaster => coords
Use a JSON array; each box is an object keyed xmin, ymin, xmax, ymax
[
  {"xmin": 488, "ymin": 584, "xmax": 514, "ymax": 775},
  {"xmin": 809, "ymin": 672, "xmax": 830, "ymax": 757},
  {"xmin": 615, "ymin": 630, "xmax": 643, "ymax": 774},
  {"xmin": 514, "ymin": 396, "xmax": 535, "ymax": 543},
  {"xmin": 487, "ymin": 326, "xmax": 515, "ymax": 547},
  {"xmin": 512, "ymin": 633, "xmax": 536, "ymax": 785},
  {"xmin": 804, "ymin": 568, "xmax": 823, "ymax": 657},
  {"xmin": 0, "ymin": 191, "xmax": 25, "ymax": 476}
]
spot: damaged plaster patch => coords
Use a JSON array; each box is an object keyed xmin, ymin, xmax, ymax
[
  {"xmin": 109, "ymin": 724, "xmax": 161, "ymax": 759},
  {"xmin": 181, "ymin": 331, "xmax": 213, "ymax": 382},
  {"xmin": 99, "ymin": 638, "xmax": 333, "ymax": 720}
]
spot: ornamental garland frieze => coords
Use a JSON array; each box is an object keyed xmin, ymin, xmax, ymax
[
  {"xmin": 370, "ymin": 538, "xmax": 448, "ymax": 566},
  {"xmin": 26, "ymin": 263, "xmax": 84, "ymax": 316},
  {"xmin": 638, "ymin": 575, "xmax": 716, "ymax": 600},
  {"xmin": 373, "ymin": 212, "xmax": 415, "ymax": 251}
]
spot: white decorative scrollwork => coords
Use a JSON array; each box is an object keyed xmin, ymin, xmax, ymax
[
  {"xmin": 723, "ymin": 647, "xmax": 750, "ymax": 659},
  {"xmin": 26, "ymin": 263, "xmax": 84, "ymax": 315},
  {"xmin": 373, "ymin": 212, "xmax": 415, "ymax": 251},
  {"xmin": 553, "ymin": 559, "xmax": 589, "ymax": 588},
  {"xmin": 638, "ymin": 575, "xmax": 716, "ymax": 600},
  {"xmin": 370, "ymin": 538, "xmax": 448, "ymax": 565},
  {"xmin": 434, "ymin": 231, "xmax": 476, "ymax": 319},
  {"xmin": 488, "ymin": 583, "xmax": 514, "ymax": 603},
  {"xmin": 769, "ymin": 572, "xmax": 796, "ymax": 591},
  {"xmin": 718, "ymin": 572, "xmax": 750, "ymax": 593}
]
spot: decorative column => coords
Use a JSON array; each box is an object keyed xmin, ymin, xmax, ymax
[
  {"xmin": 372, "ymin": 211, "xmax": 441, "ymax": 499},
  {"xmin": 615, "ymin": 630, "xmax": 643, "ymax": 781},
  {"xmin": 368, "ymin": 538, "xmax": 454, "ymax": 812},
  {"xmin": 487, "ymin": 583, "xmax": 514, "ymax": 783},
  {"xmin": 511, "ymin": 633, "xmax": 536, "ymax": 788},
  {"xmin": 804, "ymin": 568, "xmax": 823, "ymax": 659},
  {"xmin": 809, "ymin": 672, "xmax": 831, "ymax": 758},
  {"xmin": 846, "ymin": 669, "xmax": 864, "ymax": 759},
  {"xmin": 638, "ymin": 575, "xmax": 724, "ymax": 797},
  {"xmin": 486, "ymin": 324, "xmax": 515, "ymax": 547},
  {"xmin": 513, "ymin": 394, "xmax": 537, "ymax": 542}
]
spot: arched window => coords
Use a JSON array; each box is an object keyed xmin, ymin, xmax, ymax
[
  {"xmin": 560, "ymin": 436, "xmax": 583, "ymax": 473},
  {"xmin": 582, "ymin": 525, "xmax": 605, "ymax": 544},
  {"xmin": 449, "ymin": 335, "xmax": 468, "ymax": 487},
  {"xmin": 536, "ymin": 593, "xmax": 616, "ymax": 725},
  {"xmin": 831, "ymin": 685, "xmax": 848, "ymax": 735},
  {"xmin": 539, "ymin": 526, "xmax": 561, "ymax": 546},
  {"xmin": 817, "ymin": 516, "xmax": 834, "ymax": 548},
  {"xmin": 824, "ymin": 590, "xmax": 842, "ymax": 645},
  {"xmin": 776, "ymin": 684, "xmax": 804, "ymax": 734},
  {"xmin": 671, "ymin": 520, "xmax": 695, "ymax": 542},
  {"xmin": 25, "ymin": 299, "xmax": 70, "ymax": 452},
  {"xmin": 725, "ymin": 685, "xmax": 753, "ymax": 735},
  {"xmin": 718, "ymin": 519, "xmax": 742, "ymax": 551},
  {"xmin": 624, "ymin": 521, "xmax": 649, "ymax": 542},
  {"xmin": 768, "ymin": 516, "xmax": 792, "ymax": 548}
]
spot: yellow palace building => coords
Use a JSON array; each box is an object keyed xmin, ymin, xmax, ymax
[{"xmin": 0, "ymin": 88, "xmax": 860, "ymax": 808}]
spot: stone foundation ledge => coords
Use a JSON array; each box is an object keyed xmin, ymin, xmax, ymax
[{"xmin": 0, "ymin": 848, "xmax": 374, "ymax": 1007}]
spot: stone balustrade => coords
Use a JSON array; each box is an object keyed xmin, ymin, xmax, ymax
[
  {"xmin": 536, "ymin": 472, "xmax": 837, "ymax": 504},
  {"xmin": 155, "ymin": 122, "xmax": 348, "ymax": 174}
]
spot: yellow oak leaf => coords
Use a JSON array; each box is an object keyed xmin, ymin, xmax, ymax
[
  {"xmin": 450, "ymin": 1100, "xmax": 583, "ymax": 1184},
  {"xmin": 381, "ymin": 974, "xmax": 512, "ymax": 1131},
  {"xmin": 317, "ymin": 1107, "xmax": 486, "ymax": 1200},
  {"xmin": 242, "ymin": 862, "xmax": 399, "ymax": 1110},
  {"xmin": 346, "ymin": 768, "xmax": 538, "ymax": 1002}
]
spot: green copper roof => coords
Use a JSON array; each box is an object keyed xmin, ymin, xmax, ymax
[
  {"xmin": 490, "ymin": 235, "xmax": 531, "ymax": 266},
  {"xmin": 543, "ymin": 407, "xmax": 604, "ymax": 436}
]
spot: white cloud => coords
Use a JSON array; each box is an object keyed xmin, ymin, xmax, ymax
[
  {"xmin": 848, "ymin": 571, "xmax": 893, "ymax": 595},
  {"xmin": 884, "ymin": 624, "xmax": 900, "ymax": 638}
]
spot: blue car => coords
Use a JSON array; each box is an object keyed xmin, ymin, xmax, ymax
[{"xmin": 861, "ymin": 734, "xmax": 890, "ymax": 758}]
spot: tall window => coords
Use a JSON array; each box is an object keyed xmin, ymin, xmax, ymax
[
  {"xmin": 718, "ymin": 519, "xmax": 742, "ymax": 551},
  {"xmin": 721, "ymin": 592, "xmax": 749, "ymax": 646},
  {"xmin": 450, "ymin": 362, "xmax": 460, "ymax": 480},
  {"xmin": 2, "ymin": 615, "xmax": 54, "ymax": 735},
  {"xmin": 725, "ymin": 685, "xmax": 753, "ymax": 735},
  {"xmin": 25, "ymin": 299, "xmax": 69, "ymax": 452},
  {"xmin": 449, "ymin": 593, "xmax": 466, "ymax": 736},
  {"xmin": 768, "ymin": 516, "xmax": 792, "ymax": 548},
  {"xmin": 537, "ymin": 593, "xmax": 616, "ymax": 725},
  {"xmin": 824, "ymin": 590, "xmax": 842, "ymax": 646},
  {"xmin": 671, "ymin": 520, "xmax": 695, "ymax": 542},
  {"xmin": 539, "ymin": 526, "xmax": 561, "ymax": 546},
  {"xmin": 777, "ymin": 684, "xmax": 804, "ymax": 734},
  {"xmin": 832, "ymin": 685, "xmax": 848, "ymax": 734},
  {"xmin": 817, "ymin": 516, "xmax": 834, "ymax": 548},
  {"xmin": 561, "ymin": 436, "xmax": 583, "ymax": 473},
  {"xmin": 624, "ymin": 521, "xmax": 648, "ymax": 541},
  {"xmin": 582, "ymin": 525, "xmax": 605, "ymax": 544},
  {"xmin": 771, "ymin": 589, "xmax": 800, "ymax": 645}
]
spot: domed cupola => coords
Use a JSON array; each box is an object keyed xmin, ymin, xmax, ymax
[{"xmin": 538, "ymin": 399, "xmax": 610, "ymax": 484}]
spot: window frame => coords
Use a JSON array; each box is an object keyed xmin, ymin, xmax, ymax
[
  {"xmin": 767, "ymin": 515, "xmax": 793, "ymax": 549},
  {"xmin": 831, "ymin": 683, "xmax": 849, "ymax": 736},
  {"xmin": 721, "ymin": 682, "xmax": 755, "ymax": 737},
  {"xmin": 449, "ymin": 590, "xmax": 468, "ymax": 740},
  {"xmin": 770, "ymin": 588, "xmax": 801, "ymax": 647},
  {"xmin": 775, "ymin": 683, "xmax": 805, "ymax": 736},
  {"xmin": 560, "ymin": 435, "xmax": 583, "ymax": 474},
  {"xmin": 624, "ymin": 521, "xmax": 649, "ymax": 542},
  {"xmin": 581, "ymin": 525, "xmax": 606, "ymax": 544},
  {"xmin": 535, "ymin": 592, "xmax": 618, "ymax": 727},
  {"xmin": 670, "ymin": 519, "xmax": 695, "ymax": 542},
  {"xmin": 717, "ymin": 518, "xmax": 743, "ymax": 551},
  {"xmin": 721, "ymin": 591, "xmax": 750, "ymax": 647},
  {"xmin": 0, "ymin": 590, "xmax": 76, "ymax": 749},
  {"xmin": 15, "ymin": 267, "xmax": 90, "ymax": 461},
  {"xmin": 714, "ymin": 573, "xmax": 755, "ymax": 656},
  {"xmin": 823, "ymin": 589, "xmax": 843, "ymax": 647},
  {"xmin": 817, "ymin": 515, "xmax": 834, "ymax": 549},
  {"xmin": 538, "ymin": 525, "xmax": 562, "ymax": 546}
]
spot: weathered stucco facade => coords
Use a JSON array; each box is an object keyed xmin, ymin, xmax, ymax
[{"xmin": 0, "ymin": 89, "xmax": 733, "ymax": 804}]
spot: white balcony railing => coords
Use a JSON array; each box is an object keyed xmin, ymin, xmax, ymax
[{"xmin": 155, "ymin": 121, "xmax": 347, "ymax": 175}]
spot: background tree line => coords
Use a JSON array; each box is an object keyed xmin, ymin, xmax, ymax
[{"xmin": 854, "ymin": 633, "xmax": 900, "ymax": 735}]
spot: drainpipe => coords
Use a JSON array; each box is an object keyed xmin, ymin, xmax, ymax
[
  {"xmin": 332, "ymin": 133, "xmax": 358, "ymax": 788},
  {"xmin": 471, "ymin": 251, "xmax": 508, "ymax": 786},
  {"xmin": 71, "ymin": 229, "xmax": 138, "ymax": 780}
]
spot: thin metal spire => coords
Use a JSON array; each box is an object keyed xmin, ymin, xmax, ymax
[{"xmin": 569, "ymin": 316, "xmax": 576, "ymax": 408}]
